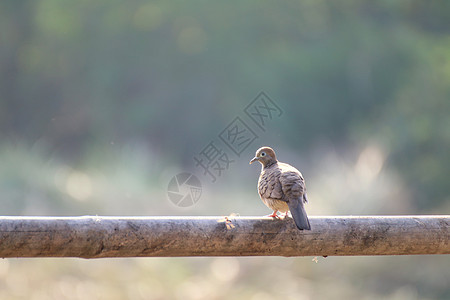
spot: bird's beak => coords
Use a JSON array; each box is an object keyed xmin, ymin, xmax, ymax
[{"xmin": 249, "ymin": 157, "xmax": 259, "ymax": 164}]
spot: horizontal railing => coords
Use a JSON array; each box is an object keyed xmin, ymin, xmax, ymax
[{"xmin": 0, "ymin": 216, "xmax": 448, "ymax": 258}]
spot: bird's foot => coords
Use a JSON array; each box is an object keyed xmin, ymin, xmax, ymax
[
  {"xmin": 266, "ymin": 211, "xmax": 280, "ymax": 219},
  {"xmin": 280, "ymin": 211, "xmax": 290, "ymax": 219}
]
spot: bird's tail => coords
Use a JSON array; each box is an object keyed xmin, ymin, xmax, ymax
[{"xmin": 288, "ymin": 200, "xmax": 311, "ymax": 230}]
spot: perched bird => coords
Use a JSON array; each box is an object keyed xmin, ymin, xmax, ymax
[{"xmin": 250, "ymin": 146, "xmax": 311, "ymax": 230}]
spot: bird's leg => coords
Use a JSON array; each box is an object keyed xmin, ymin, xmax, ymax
[
  {"xmin": 280, "ymin": 211, "xmax": 289, "ymax": 219},
  {"xmin": 266, "ymin": 211, "xmax": 280, "ymax": 219}
]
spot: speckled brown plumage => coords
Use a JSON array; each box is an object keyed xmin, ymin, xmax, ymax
[{"xmin": 250, "ymin": 147, "xmax": 311, "ymax": 230}]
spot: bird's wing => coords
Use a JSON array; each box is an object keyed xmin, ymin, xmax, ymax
[
  {"xmin": 279, "ymin": 171, "xmax": 305, "ymax": 200},
  {"xmin": 280, "ymin": 170, "xmax": 311, "ymax": 230},
  {"xmin": 258, "ymin": 167, "xmax": 284, "ymax": 200},
  {"xmin": 303, "ymin": 192, "xmax": 308, "ymax": 203}
]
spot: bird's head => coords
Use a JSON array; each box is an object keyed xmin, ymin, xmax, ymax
[{"xmin": 249, "ymin": 146, "xmax": 277, "ymax": 168}]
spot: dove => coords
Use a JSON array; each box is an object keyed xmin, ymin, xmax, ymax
[{"xmin": 250, "ymin": 146, "xmax": 311, "ymax": 230}]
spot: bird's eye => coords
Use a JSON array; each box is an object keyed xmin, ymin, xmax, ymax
[{"xmin": 260, "ymin": 152, "xmax": 266, "ymax": 157}]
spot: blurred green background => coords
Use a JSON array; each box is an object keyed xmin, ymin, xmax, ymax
[{"xmin": 1, "ymin": 0, "xmax": 449, "ymax": 299}]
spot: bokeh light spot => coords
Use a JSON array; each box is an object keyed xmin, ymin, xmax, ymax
[{"xmin": 65, "ymin": 171, "xmax": 93, "ymax": 201}]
